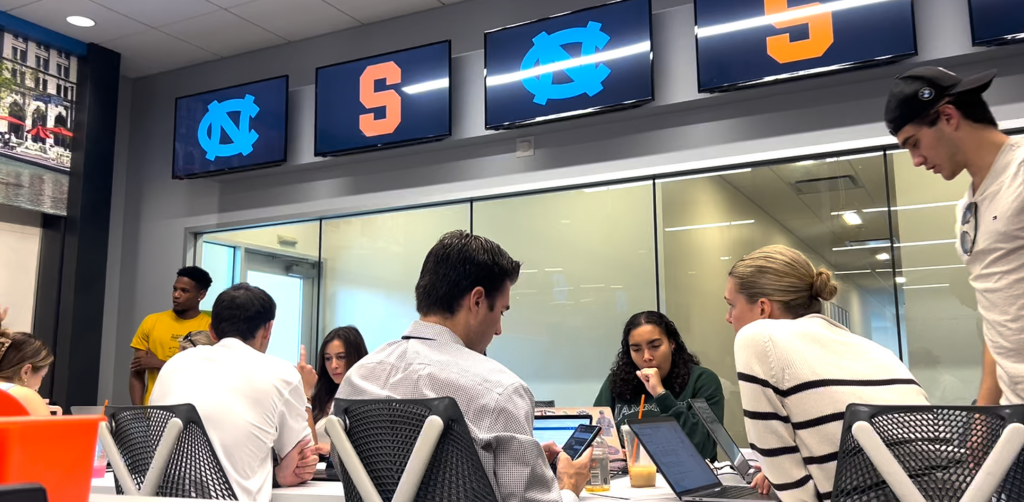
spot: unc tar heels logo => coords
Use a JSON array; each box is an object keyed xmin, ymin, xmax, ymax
[
  {"xmin": 520, "ymin": 21, "xmax": 611, "ymax": 105},
  {"xmin": 198, "ymin": 94, "xmax": 260, "ymax": 161}
]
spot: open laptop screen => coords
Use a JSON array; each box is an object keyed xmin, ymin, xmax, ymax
[
  {"xmin": 533, "ymin": 416, "xmax": 591, "ymax": 446},
  {"xmin": 630, "ymin": 418, "xmax": 721, "ymax": 495},
  {"xmin": 690, "ymin": 398, "xmax": 752, "ymax": 476}
]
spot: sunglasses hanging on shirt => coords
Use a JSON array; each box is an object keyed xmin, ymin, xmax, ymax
[{"xmin": 961, "ymin": 201, "xmax": 979, "ymax": 256}]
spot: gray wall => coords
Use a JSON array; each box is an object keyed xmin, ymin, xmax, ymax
[{"xmin": 100, "ymin": 0, "xmax": 1024, "ymax": 404}]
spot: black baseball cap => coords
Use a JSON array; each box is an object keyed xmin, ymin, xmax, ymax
[{"xmin": 884, "ymin": 67, "xmax": 997, "ymax": 136}]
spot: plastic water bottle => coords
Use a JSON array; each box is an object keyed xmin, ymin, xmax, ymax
[{"xmin": 585, "ymin": 431, "xmax": 611, "ymax": 492}]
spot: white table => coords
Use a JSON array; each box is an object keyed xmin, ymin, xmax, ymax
[{"xmin": 90, "ymin": 472, "xmax": 344, "ymax": 502}]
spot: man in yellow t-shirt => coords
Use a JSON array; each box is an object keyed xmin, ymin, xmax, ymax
[{"xmin": 130, "ymin": 266, "xmax": 213, "ymax": 405}]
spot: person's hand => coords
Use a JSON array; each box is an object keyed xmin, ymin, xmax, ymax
[
  {"xmin": 0, "ymin": 304, "xmax": 8, "ymax": 325},
  {"xmin": 315, "ymin": 442, "xmax": 332, "ymax": 456},
  {"xmin": 750, "ymin": 472, "xmax": 771, "ymax": 495},
  {"xmin": 275, "ymin": 438, "xmax": 315, "ymax": 486},
  {"xmin": 541, "ymin": 441, "xmax": 562, "ymax": 464},
  {"xmin": 636, "ymin": 368, "xmax": 666, "ymax": 396},
  {"xmin": 294, "ymin": 443, "xmax": 318, "ymax": 482},
  {"xmin": 130, "ymin": 350, "xmax": 164, "ymax": 371},
  {"xmin": 297, "ymin": 345, "xmax": 317, "ymax": 398},
  {"xmin": 555, "ymin": 449, "xmax": 593, "ymax": 497}
]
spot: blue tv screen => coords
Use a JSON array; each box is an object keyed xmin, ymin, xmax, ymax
[
  {"xmin": 173, "ymin": 75, "xmax": 289, "ymax": 179},
  {"xmin": 695, "ymin": 0, "xmax": 917, "ymax": 92},
  {"xmin": 484, "ymin": 0, "xmax": 653, "ymax": 130},
  {"xmin": 316, "ymin": 41, "xmax": 451, "ymax": 157},
  {"xmin": 970, "ymin": 0, "xmax": 1024, "ymax": 46}
]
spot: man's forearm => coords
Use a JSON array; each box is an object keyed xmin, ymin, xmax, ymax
[
  {"xmin": 978, "ymin": 342, "xmax": 1003, "ymax": 405},
  {"xmin": 129, "ymin": 372, "xmax": 145, "ymax": 405}
]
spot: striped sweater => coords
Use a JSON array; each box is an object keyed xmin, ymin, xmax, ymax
[{"xmin": 734, "ymin": 315, "xmax": 929, "ymax": 502}]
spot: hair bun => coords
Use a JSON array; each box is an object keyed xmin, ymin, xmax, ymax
[{"xmin": 812, "ymin": 268, "xmax": 839, "ymax": 302}]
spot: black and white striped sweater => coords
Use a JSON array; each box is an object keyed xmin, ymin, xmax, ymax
[{"xmin": 734, "ymin": 315, "xmax": 930, "ymax": 502}]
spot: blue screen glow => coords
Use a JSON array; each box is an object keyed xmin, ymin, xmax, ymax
[
  {"xmin": 173, "ymin": 76, "xmax": 288, "ymax": 179},
  {"xmin": 970, "ymin": 0, "xmax": 1024, "ymax": 46},
  {"xmin": 695, "ymin": 0, "xmax": 916, "ymax": 93},
  {"xmin": 316, "ymin": 41, "xmax": 451, "ymax": 157},
  {"xmin": 484, "ymin": 0, "xmax": 653, "ymax": 130}
]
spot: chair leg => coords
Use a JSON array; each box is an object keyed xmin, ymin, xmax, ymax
[
  {"xmin": 325, "ymin": 417, "xmax": 384, "ymax": 502},
  {"xmin": 960, "ymin": 423, "xmax": 1024, "ymax": 502},
  {"xmin": 393, "ymin": 415, "xmax": 445, "ymax": 502},
  {"xmin": 140, "ymin": 418, "xmax": 183, "ymax": 497},
  {"xmin": 851, "ymin": 421, "xmax": 927, "ymax": 502},
  {"xmin": 98, "ymin": 421, "xmax": 139, "ymax": 496}
]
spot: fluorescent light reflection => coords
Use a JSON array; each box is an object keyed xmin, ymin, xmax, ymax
[
  {"xmin": 903, "ymin": 284, "xmax": 950, "ymax": 289},
  {"xmin": 665, "ymin": 220, "xmax": 754, "ymax": 232},
  {"xmin": 697, "ymin": 0, "xmax": 895, "ymax": 38},
  {"xmin": 584, "ymin": 181, "xmax": 650, "ymax": 192},
  {"xmin": 833, "ymin": 239, "xmax": 956, "ymax": 251},
  {"xmin": 656, "ymin": 168, "xmax": 752, "ymax": 183},
  {"xmin": 486, "ymin": 42, "xmax": 651, "ymax": 87},
  {"xmin": 402, "ymin": 78, "xmax": 449, "ymax": 94}
]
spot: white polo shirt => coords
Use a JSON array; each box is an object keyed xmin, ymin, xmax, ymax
[
  {"xmin": 958, "ymin": 136, "xmax": 1024, "ymax": 405},
  {"xmin": 149, "ymin": 337, "xmax": 311, "ymax": 502}
]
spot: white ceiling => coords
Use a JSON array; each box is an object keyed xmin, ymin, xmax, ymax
[{"xmin": 2, "ymin": 0, "xmax": 466, "ymax": 78}]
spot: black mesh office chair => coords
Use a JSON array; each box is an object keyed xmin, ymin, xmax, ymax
[
  {"xmin": 102, "ymin": 405, "xmax": 237, "ymax": 500},
  {"xmin": 832, "ymin": 404, "xmax": 1024, "ymax": 502},
  {"xmin": 324, "ymin": 398, "xmax": 498, "ymax": 502}
]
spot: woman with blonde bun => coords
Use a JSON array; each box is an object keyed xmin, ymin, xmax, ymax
[{"xmin": 724, "ymin": 245, "xmax": 928, "ymax": 502}]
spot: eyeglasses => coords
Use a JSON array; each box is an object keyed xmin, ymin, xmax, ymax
[{"xmin": 961, "ymin": 201, "xmax": 979, "ymax": 256}]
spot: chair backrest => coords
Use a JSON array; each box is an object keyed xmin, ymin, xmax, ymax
[
  {"xmin": 330, "ymin": 398, "xmax": 498, "ymax": 502},
  {"xmin": 105, "ymin": 405, "xmax": 237, "ymax": 500},
  {"xmin": 833, "ymin": 404, "xmax": 1024, "ymax": 502},
  {"xmin": 534, "ymin": 400, "xmax": 555, "ymax": 408}
]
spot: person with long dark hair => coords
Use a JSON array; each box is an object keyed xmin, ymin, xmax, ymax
[
  {"xmin": 593, "ymin": 311, "xmax": 724, "ymax": 461},
  {"xmin": 307, "ymin": 326, "xmax": 368, "ymax": 455}
]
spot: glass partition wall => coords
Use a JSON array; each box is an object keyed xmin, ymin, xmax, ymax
[{"xmin": 195, "ymin": 144, "xmax": 990, "ymax": 446}]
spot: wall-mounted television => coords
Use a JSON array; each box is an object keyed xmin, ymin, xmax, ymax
[
  {"xmin": 484, "ymin": 0, "xmax": 653, "ymax": 130},
  {"xmin": 315, "ymin": 41, "xmax": 451, "ymax": 157},
  {"xmin": 970, "ymin": 0, "xmax": 1024, "ymax": 47},
  {"xmin": 695, "ymin": 0, "xmax": 917, "ymax": 93},
  {"xmin": 173, "ymin": 75, "xmax": 289, "ymax": 180}
]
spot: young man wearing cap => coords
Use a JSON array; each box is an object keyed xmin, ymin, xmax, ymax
[{"xmin": 885, "ymin": 67, "xmax": 1024, "ymax": 406}]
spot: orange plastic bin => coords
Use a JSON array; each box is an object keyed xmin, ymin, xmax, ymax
[{"xmin": 0, "ymin": 415, "xmax": 104, "ymax": 502}]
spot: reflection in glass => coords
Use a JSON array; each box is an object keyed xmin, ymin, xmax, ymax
[
  {"xmin": 320, "ymin": 205, "xmax": 470, "ymax": 352},
  {"xmin": 658, "ymin": 154, "xmax": 898, "ymax": 446},
  {"xmin": 474, "ymin": 183, "xmax": 657, "ymax": 406},
  {"xmin": 888, "ymin": 150, "xmax": 981, "ymax": 405}
]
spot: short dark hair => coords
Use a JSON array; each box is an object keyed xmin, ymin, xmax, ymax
[
  {"xmin": 210, "ymin": 283, "xmax": 276, "ymax": 342},
  {"xmin": 914, "ymin": 93, "xmax": 998, "ymax": 129},
  {"xmin": 415, "ymin": 230, "xmax": 521, "ymax": 317},
  {"xmin": 177, "ymin": 266, "xmax": 213, "ymax": 292}
]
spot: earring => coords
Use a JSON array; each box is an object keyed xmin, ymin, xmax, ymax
[{"xmin": 17, "ymin": 376, "xmax": 27, "ymax": 386}]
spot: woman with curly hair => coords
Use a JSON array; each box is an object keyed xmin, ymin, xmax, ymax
[{"xmin": 593, "ymin": 311, "xmax": 724, "ymax": 461}]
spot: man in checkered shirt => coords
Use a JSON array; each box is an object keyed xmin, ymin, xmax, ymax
[{"xmin": 338, "ymin": 230, "xmax": 593, "ymax": 502}]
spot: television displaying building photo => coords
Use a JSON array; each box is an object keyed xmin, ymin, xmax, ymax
[{"xmin": 0, "ymin": 30, "xmax": 77, "ymax": 215}]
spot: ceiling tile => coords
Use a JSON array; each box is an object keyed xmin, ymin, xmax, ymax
[
  {"xmin": 207, "ymin": 0, "xmax": 253, "ymax": 7},
  {"xmin": 0, "ymin": 0, "xmax": 40, "ymax": 11},
  {"xmin": 102, "ymin": 29, "xmax": 218, "ymax": 77},
  {"xmin": 10, "ymin": 0, "xmax": 149, "ymax": 43},
  {"xmin": 231, "ymin": 0, "xmax": 359, "ymax": 42},
  {"xmin": 325, "ymin": 0, "xmax": 439, "ymax": 24},
  {"xmin": 91, "ymin": 0, "xmax": 221, "ymax": 27},
  {"xmin": 160, "ymin": 9, "xmax": 285, "ymax": 57}
]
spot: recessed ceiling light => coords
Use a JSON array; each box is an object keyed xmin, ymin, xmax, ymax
[
  {"xmin": 842, "ymin": 212, "xmax": 863, "ymax": 225},
  {"xmin": 66, "ymin": 16, "xmax": 95, "ymax": 27},
  {"xmin": 895, "ymin": 277, "xmax": 907, "ymax": 284},
  {"xmin": 876, "ymin": 253, "xmax": 890, "ymax": 261}
]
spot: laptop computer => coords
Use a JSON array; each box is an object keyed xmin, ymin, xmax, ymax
[
  {"xmin": 689, "ymin": 398, "xmax": 757, "ymax": 483},
  {"xmin": 532, "ymin": 414, "xmax": 592, "ymax": 446},
  {"xmin": 627, "ymin": 417, "xmax": 774, "ymax": 501}
]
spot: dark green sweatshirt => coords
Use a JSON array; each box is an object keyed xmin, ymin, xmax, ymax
[{"xmin": 593, "ymin": 365, "xmax": 725, "ymax": 461}]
